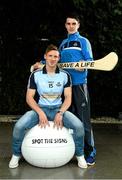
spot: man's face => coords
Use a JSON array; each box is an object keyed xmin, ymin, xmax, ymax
[
  {"xmin": 65, "ymin": 18, "xmax": 80, "ymax": 34},
  {"xmin": 44, "ymin": 50, "xmax": 60, "ymax": 67}
]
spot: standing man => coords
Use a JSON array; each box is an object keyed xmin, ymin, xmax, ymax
[
  {"xmin": 9, "ymin": 44, "xmax": 87, "ymax": 169},
  {"xmin": 59, "ymin": 13, "xmax": 96, "ymax": 166}
]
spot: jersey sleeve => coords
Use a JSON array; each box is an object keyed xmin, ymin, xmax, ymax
[
  {"xmin": 27, "ymin": 73, "xmax": 37, "ymax": 89},
  {"xmin": 64, "ymin": 73, "xmax": 72, "ymax": 88}
]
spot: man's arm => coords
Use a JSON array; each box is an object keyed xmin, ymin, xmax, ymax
[
  {"xmin": 26, "ymin": 89, "xmax": 50, "ymax": 128},
  {"xmin": 26, "ymin": 89, "xmax": 42, "ymax": 115},
  {"xmin": 53, "ymin": 86, "xmax": 72, "ymax": 129},
  {"xmin": 59, "ymin": 86, "xmax": 72, "ymax": 113}
]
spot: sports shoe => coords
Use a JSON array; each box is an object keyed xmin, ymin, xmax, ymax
[
  {"xmin": 86, "ymin": 156, "xmax": 95, "ymax": 166},
  {"xmin": 76, "ymin": 155, "xmax": 88, "ymax": 168},
  {"xmin": 9, "ymin": 155, "xmax": 21, "ymax": 168}
]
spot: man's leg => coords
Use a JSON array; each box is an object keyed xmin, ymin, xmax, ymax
[
  {"xmin": 63, "ymin": 111, "xmax": 87, "ymax": 168},
  {"xmin": 9, "ymin": 110, "xmax": 38, "ymax": 168},
  {"xmin": 70, "ymin": 85, "xmax": 96, "ymax": 165}
]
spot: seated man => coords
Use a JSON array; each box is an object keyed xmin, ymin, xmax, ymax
[{"xmin": 9, "ymin": 44, "xmax": 87, "ymax": 169}]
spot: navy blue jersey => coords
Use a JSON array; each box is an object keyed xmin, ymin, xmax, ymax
[
  {"xmin": 59, "ymin": 32, "xmax": 93, "ymax": 85},
  {"xmin": 27, "ymin": 66, "xmax": 72, "ymax": 107}
]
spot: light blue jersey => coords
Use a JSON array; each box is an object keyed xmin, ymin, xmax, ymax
[{"xmin": 27, "ymin": 66, "xmax": 72, "ymax": 107}]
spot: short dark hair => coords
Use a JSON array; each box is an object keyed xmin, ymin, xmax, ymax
[
  {"xmin": 45, "ymin": 44, "xmax": 58, "ymax": 54},
  {"xmin": 66, "ymin": 13, "xmax": 80, "ymax": 23}
]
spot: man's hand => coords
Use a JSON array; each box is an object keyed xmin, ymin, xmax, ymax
[
  {"xmin": 38, "ymin": 112, "xmax": 50, "ymax": 128},
  {"xmin": 30, "ymin": 62, "xmax": 42, "ymax": 72},
  {"xmin": 53, "ymin": 113, "xmax": 63, "ymax": 129},
  {"xmin": 74, "ymin": 61, "xmax": 85, "ymax": 71}
]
